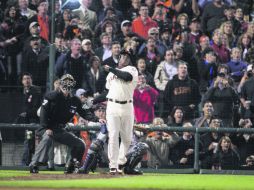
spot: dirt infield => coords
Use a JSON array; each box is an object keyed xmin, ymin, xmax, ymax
[
  {"xmin": 0, "ymin": 173, "xmax": 134, "ymax": 190},
  {"xmin": 0, "ymin": 173, "xmax": 123, "ymax": 181}
]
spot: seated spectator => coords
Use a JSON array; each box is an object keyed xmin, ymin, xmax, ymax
[
  {"xmin": 200, "ymin": 117, "xmax": 223, "ymax": 169},
  {"xmin": 230, "ymin": 118, "xmax": 254, "ymax": 165},
  {"xmin": 167, "ymin": 106, "xmax": 185, "ymax": 128},
  {"xmin": 212, "ymin": 136, "xmax": 240, "ymax": 170},
  {"xmin": 146, "ymin": 117, "xmax": 179, "ymax": 168},
  {"xmin": 194, "ymin": 101, "xmax": 214, "ymax": 128},
  {"xmin": 241, "ymin": 155, "xmax": 254, "ymax": 170},
  {"xmin": 227, "ymin": 47, "xmax": 247, "ymax": 83},
  {"xmin": 239, "ymin": 64, "xmax": 254, "ymax": 119},
  {"xmin": 171, "ymin": 122, "xmax": 198, "ymax": 167}
]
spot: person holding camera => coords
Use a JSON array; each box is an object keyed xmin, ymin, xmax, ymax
[{"xmin": 203, "ymin": 73, "xmax": 239, "ymax": 127}]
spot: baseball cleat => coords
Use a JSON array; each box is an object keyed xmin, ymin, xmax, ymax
[
  {"xmin": 109, "ymin": 168, "xmax": 117, "ymax": 175},
  {"xmin": 29, "ymin": 165, "xmax": 39, "ymax": 174}
]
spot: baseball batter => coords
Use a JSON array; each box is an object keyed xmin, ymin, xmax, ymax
[{"xmin": 104, "ymin": 50, "xmax": 138, "ymax": 174}]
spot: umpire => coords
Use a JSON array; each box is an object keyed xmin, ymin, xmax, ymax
[{"xmin": 29, "ymin": 74, "xmax": 101, "ymax": 173}]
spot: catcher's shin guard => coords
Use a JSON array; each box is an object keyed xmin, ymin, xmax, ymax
[
  {"xmin": 77, "ymin": 139, "xmax": 104, "ymax": 174},
  {"xmin": 124, "ymin": 142, "xmax": 149, "ymax": 175}
]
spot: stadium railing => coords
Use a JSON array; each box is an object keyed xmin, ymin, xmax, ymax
[{"xmin": 1, "ymin": 123, "xmax": 254, "ymax": 175}]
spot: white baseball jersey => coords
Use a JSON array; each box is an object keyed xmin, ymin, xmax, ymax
[{"xmin": 106, "ymin": 65, "xmax": 138, "ymax": 101}]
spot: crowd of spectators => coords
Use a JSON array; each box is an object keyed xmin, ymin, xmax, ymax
[{"xmin": 0, "ymin": 0, "xmax": 254, "ymax": 170}]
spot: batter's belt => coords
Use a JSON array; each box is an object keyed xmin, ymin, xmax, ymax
[{"xmin": 107, "ymin": 98, "xmax": 132, "ymax": 104}]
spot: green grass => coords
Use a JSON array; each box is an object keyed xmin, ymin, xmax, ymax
[{"xmin": 0, "ymin": 170, "xmax": 253, "ymax": 189}]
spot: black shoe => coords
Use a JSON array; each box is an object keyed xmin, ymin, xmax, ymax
[
  {"xmin": 29, "ymin": 165, "xmax": 39, "ymax": 174},
  {"xmin": 64, "ymin": 160, "xmax": 80, "ymax": 174},
  {"xmin": 64, "ymin": 162, "xmax": 74, "ymax": 174},
  {"xmin": 124, "ymin": 168, "xmax": 143, "ymax": 175}
]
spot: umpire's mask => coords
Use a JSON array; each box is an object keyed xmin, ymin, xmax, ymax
[{"xmin": 60, "ymin": 74, "xmax": 76, "ymax": 93}]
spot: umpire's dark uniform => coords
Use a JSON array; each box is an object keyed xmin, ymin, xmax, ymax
[{"xmin": 30, "ymin": 90, "xmax": 98, "ymax": 172}]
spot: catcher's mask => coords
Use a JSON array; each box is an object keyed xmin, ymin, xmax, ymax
[{"xmin": 60, "ymin": 74, "xmax": 76, "ymax": 93}]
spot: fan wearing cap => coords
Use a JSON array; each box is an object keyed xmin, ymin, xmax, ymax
[
  {"xmin": 189, "ymin": 17, "xmax": 202, "ymax": 45},
  {"xmin": 138, "ymin": 27, "xmax": 166, "ymax": 57},
  {"xmin": 22, "ymin": 35, "xmax": 50, "ymax": 87},
  {"xmin": 115, "ymin": 20, "xmax": 142, "ymax": 46},
  {"xmin": 29, "ymin": 74, "xmax": 105, "ymax": 174},
  {"xmin": 103, "ymin": 49, "xmax": 138, "ymax": 174},
  {"xmin": 23, "ymin": 22, "xmax": 48, "ymax": 52},
  {"xmin": 27, "ymin": 0, "xmax": 49, "ymax": 41}
]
